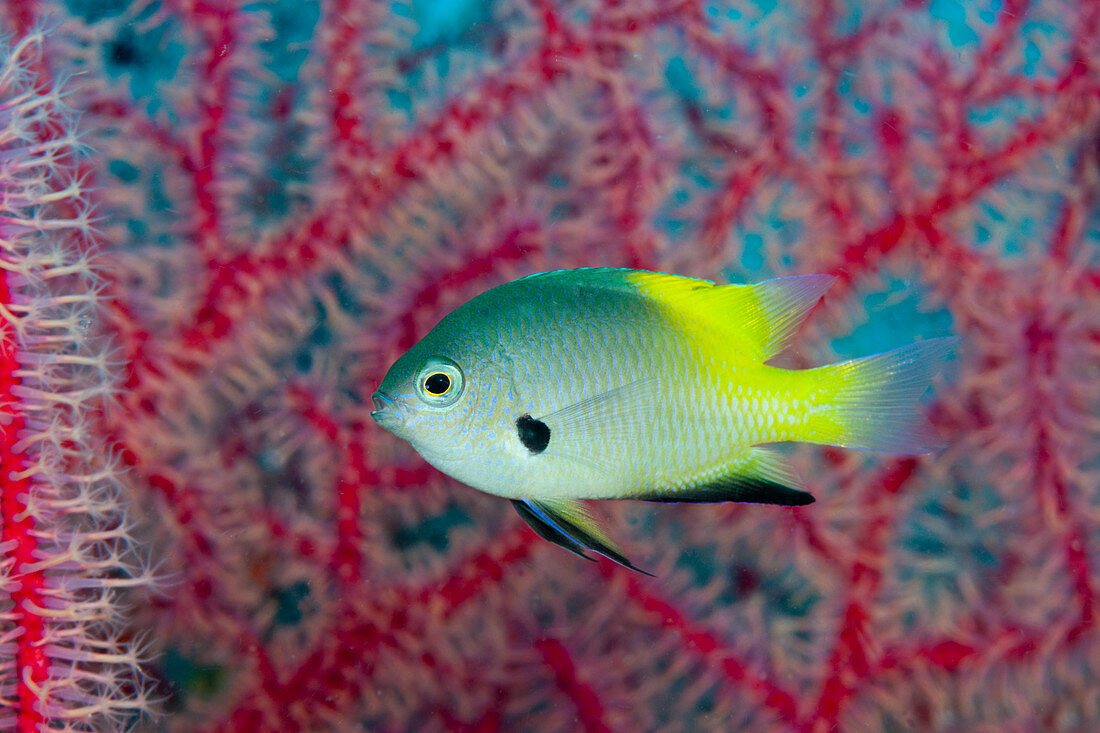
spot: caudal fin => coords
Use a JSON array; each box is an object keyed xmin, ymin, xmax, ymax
[{"xmin": 821, "ymin": 337, "xmax": 958, "ymax": 454}]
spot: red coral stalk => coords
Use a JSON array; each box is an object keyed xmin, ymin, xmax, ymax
[{"xmin": 1, "ymin": 30, "xmax": 154, "ymax": 731}]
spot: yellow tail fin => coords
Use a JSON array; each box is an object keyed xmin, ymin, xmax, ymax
[{"xmin": 809, "ymin": 337, "xmax": 957, "ymax": 453}]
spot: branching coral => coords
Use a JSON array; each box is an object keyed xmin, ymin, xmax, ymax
[
  {"xmin": 2, "ymin": 0, "xmax": 1099, "ymax": 730},
  {"xmin": 0, "ymin": 29, "xmax": 156, "ymax": 732}
]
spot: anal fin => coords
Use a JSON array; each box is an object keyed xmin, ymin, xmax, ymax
[
  {"xmin": 635, "ymin": 447, "xmax": 815, "ymax": 506},
  {"xmin": 511, "ymin": 498, "xmax": 654, "ymax": 576}
]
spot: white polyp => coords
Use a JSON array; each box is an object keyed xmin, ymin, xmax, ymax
[
  {"xmin": 2, "ymin": 29, "xmax": 156, "ymax": 728},
  {"xmin": 20, "ymin": 594, "xmax": 116, "ymax": 624},
  {"xmin": 43, "ymin": 643, "xmax": 141, "ymax": 667},
  {"xmin": 39, "ymin": 680, "xmax": 106, "ymax": 707}
]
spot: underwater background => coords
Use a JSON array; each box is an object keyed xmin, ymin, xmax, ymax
[{"xmin": 1, "ymin": 0, "xmax": 1099, "ymax": 730}]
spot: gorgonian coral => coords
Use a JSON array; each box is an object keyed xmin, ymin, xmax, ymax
[
  {"xmin": 1, "ymin": 29, "xmax": 156, "ymax": 731},
  {"xmin": 3, "ymin": 0, "xmax": 1099, "ymax": 730}
]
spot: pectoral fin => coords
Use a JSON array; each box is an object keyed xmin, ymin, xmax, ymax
[
  {"xmin": 532, "ymin": 378, "xmax": 658, "ymax": 468},
  {"xmin": 511, "ymin": 498, "xmax": 654, "ymax": 576}
]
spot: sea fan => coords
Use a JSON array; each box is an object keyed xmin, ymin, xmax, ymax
[
  {"xmin": 2, "ymin": 1, "xmax": 1098, "ymax": 730},
  {"xmin": 1, "ymin": 29, "xmax": 156, "ymax": 731}
]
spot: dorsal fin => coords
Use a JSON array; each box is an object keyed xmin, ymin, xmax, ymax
[
  {"xmin": 626, "ymin": 272, "xmax": 835, "ymax": 361},
  {"xmin": 514, "ymin": 268, "xmax": 834, "ymax": 361},
  {"xmin": 742, "ymin": 275, "xmax": 836, "ymax": 359}
]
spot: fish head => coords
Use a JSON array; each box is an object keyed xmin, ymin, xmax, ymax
[{"xmin": 371, "ymin": 325, "xmax": 511, "ymax": 470}]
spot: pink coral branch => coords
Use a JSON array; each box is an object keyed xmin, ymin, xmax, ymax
[
  {"xmin": 608, "ymin": 566, "xmax": 802, "ymax": 724},
  {"xmin": 0, "ymin": 28, "xmax": 155, "ymax": 730},
  {"xmin": 0, "ymin": 285, "xmax": 47, "ymax": 733},
  {"xmin": 14, "ymin": 0, "xmax": 1100, "ymax": 728},
  {"xmin": 535, "ymin": 637, "xmax": 612, "ymax": 733}
]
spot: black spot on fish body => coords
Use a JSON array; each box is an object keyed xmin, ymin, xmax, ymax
[{"xmin": 516, "ymin": 414, "xmax": 550, "ymax": 454}]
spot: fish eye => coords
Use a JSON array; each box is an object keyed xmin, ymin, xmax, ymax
[
  {"xmin": 424, "ymin": 372, "xmax": 451, "ymax": 395},
  {"xmin": 414, "ymin": 358, "xmax": 464, "ymax": 407}
]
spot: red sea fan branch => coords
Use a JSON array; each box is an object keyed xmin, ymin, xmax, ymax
[
  {"xmin": 8, "ymin": 0, "xmax": 1100, "ymax": 729},
  {"xmin": 0, "ymin": 30, "xmax": 155, "ymax": 731}
]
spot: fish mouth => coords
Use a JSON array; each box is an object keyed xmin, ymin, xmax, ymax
[
  {"xmin": 370, "ymin": 391, "xmax": 395, "ymax": 422},
  {"xmin": 370, "ymin": 391, "xmax": 388, "ymax": 412}
]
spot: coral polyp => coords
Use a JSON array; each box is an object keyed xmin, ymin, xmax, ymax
[{"xmin": 1, "ymin": 30, "xmax": 155, "ymax": 731}]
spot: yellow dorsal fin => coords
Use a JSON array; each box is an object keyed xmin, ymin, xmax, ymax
[{"xmin": 625, "ymin": 271, "xmax": 835, "ymax": 361}]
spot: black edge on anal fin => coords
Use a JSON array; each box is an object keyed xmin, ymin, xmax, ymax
[
  {"xmin": 636, "ymin": 476, "xmax": 815, "ymax": 506},
  {"xmin": 510, "ymin": 499, "xmax": 655, "ymax": 577}
]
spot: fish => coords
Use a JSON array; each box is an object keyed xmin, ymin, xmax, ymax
[{"xmin": 371, "ymin": 268, "xmax": 955, "ymax": 574}]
